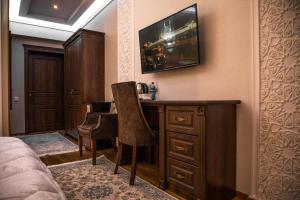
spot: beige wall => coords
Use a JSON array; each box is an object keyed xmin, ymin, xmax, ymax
[
  {"xmin": 10, "ymin": 37, "xmax": 63, "ymax": 134},
  {"xmin": 132, "ymin": 0, "xmax": 254, "ymax": 194},
  {"xmin": 84, "ymin": 0, "xmax": 118, "ymax": 100}
]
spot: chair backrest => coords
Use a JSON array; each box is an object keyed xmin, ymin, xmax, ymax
[
  {"xmin": 92, "ymin": 101, "xmax": 111, "ymax": 113},
  {"xmin": 111, "ymin": 81, "xmax": 154, "ymax": 146}
]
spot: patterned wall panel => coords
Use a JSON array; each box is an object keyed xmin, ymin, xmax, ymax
[
  {"xmin": 117, "ymin": 0, "xmax": 135, "ymax": 82},
  {"xmin": 259, "ymin": 0, "xmax": 300, "ymax": 199}
]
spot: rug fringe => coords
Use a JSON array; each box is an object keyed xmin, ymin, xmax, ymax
[
  {"xmin": 38, "ymin": 149, "xmax": 79, "ymax": 157},
  {"xmin": 47, "ymin": 155, "xmax": 105, "ymax": 167}
]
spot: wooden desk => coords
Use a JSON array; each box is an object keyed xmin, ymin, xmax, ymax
[{"xmin": 140, "ymin": 100, "xmax": 241, "ymax": 200}]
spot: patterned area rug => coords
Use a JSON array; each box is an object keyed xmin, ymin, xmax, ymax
[
  {"xmin": 49, "ymin": 155, "xmax": 177, "ymax": 200},
  {"xmin": 16, "ymin": 132, "xmax": 78, "ymax": 156}
]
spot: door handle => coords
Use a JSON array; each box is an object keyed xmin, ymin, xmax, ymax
[
  {"xmin": 28, "ymin": 90, "xmax": 36, "ymax": 97},
  {"xmin": 70, "ymin": 89, "xmax": 74, "ymax": 97}
]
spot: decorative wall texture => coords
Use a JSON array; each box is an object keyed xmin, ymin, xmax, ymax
[
  {"xmin": 117, "ymin": 0, "xmax": 134, "ymax": 82},
  {"xmin": 259, "ymin": 0, "xmax": 300, "ymax": 199}
]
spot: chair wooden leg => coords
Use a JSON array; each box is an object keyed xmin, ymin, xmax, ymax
[
  {"xmin": 114, "ymin": 142, "xmax": 123, "ymax": 174},
  {"xmin": 78, "ymin": 135, "xmax": 83, "ymax": 157},
  {"xmin": 112, "ymin": 137, "xmax": 117, "ymax": 152},
  {"xmin": 147, "ymin": 146, "xmax": 152, "ymax": 164},
  {"xmin": 130, "ymin": 144, "xmax": 137, "ymax": 185},
  {"xmin": 91, "ymin": 140, "xmax": 97, "ymax": 165}
]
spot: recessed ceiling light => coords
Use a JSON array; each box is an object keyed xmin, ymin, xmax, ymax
[
  {"xmin": 9, "ymin": 0, "xmax": 113, "ymax": 32},
  {"xmin": 53, "ymin": 4, "xmax": 59, "ymax": 10}
]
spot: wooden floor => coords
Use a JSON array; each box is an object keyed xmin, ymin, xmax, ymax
[{"xmin": 40, "ymin": 133, "xmax": 247, "ymax": 200}]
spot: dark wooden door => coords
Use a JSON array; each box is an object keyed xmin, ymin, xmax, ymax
[{"xmin": 26, "ymin": 50, "xmax": 64, "ymax": 133}]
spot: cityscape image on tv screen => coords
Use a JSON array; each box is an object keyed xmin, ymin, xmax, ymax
[{"xmin": 139, "ymin": 4, "xmax": 200, "ymax": 74}]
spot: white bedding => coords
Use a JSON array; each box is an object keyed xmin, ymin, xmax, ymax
[{"xmin": 0, "ymin": 137, "xmax": 66, "ymax": 200}]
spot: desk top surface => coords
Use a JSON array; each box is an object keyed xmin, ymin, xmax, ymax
[{"xmin": 140, "ymin": 100, "xmax": 241, "ymax": 106}]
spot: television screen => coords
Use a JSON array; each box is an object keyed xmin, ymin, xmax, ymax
[{"xmin": 139, "ymin": 4, "xmax": 200, "ymax": 74}]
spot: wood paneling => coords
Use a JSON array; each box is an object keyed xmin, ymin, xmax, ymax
[
  {"xmin": 205, "ymin": 104, "xmax": 237, "ymax": 200},
  {"xmin": 24, "ymin": 45, "xmax": 64, "ymax": 133},
  {"xmin": 63, "ymin": 29, "xmax": 105, "ymax": 139},
  {"xmin": 167, "ymin": 106, "xmax": 203, "ymax": 135},
  {"xmin": 167, "ymin": 157, "xmax": 201, "ymax": 198},
  {"xmin": 167, "ymin": 131, "xmax": 200, "ymax": 166}
]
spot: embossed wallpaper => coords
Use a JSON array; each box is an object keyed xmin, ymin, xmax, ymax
[
  {"xmin": 258, "ymin": 0, "xmax": 300, "ymax": 199},
  {"xmin": 117, "ymin": 0, "xmax": 134, "ymax": 82}
]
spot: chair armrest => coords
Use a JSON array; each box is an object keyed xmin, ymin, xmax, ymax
[
  {"xmin": 95, "ymin": 113, "xmax": 117, "ymax": 129},
  {"xmin": 80, "ymin": 112, "xmax": 101, "ymax": 126}
]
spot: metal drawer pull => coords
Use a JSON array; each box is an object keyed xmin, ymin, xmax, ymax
[
  {"xmin": 175, "ymin": 116, "xmax": 186, "ymax": 122},
  {"xmin": 174, "ymin": 145, "xmax": 187, "ymax": 152},
  {"xmin": 175, "ymin": 173, "xmax": 185, "ymax": 179}
]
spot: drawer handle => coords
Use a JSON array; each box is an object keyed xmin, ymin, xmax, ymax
[
  {"xmin": 174, "ymin": 145, "xmax": 187, "ymax": 152},
  {"xmin": 175, "ymin": 116, "xmax": 186, "ymax": 122},
  {"xmin": 175, "ymin": 172, "xmax": 185, "ymax": 179}
]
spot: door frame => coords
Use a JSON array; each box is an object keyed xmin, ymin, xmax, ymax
[{"xmin": 24, "ymin": 45, "xmax": 64, "ymax": 133}]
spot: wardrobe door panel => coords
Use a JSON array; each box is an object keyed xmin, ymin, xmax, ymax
[{"xmin": 63, "ymin": 29, "xmax": 105, "ymax": 138}]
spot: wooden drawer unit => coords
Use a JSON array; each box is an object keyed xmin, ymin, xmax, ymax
[
  {"xmin": 167, "ymin": 158, "xmax": 201, "ymax": 198},
  {"xmin": 140, "ymin": 101, "xmax": 240, "ymax": 200},
  {"xmin": 166, "ymin": 105, "xmax": 205, "ymax": 199},
  {"xmin": 167, "ymin": 131, "xmax": 200, "ymax": 166},
  {"xmin": 166, "ymin": 106, "xmax": 204, "ymax": 135}
]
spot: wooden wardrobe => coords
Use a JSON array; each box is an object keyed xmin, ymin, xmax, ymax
[{"xmin": 63, "ymin": 29, "xmax": 105, "ymax": 139}]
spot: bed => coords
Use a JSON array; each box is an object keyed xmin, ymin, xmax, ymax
[{"xmin": 0, "ymin": 137, "xmax": 66, "ymax": 200}]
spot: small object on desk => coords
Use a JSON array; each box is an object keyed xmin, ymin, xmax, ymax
[
  {"xmin": 137, "ymin": 82, "xmax": 150, "ymax": 100},
  {"xmin": 110, "ymin": 100, "xmax": 117, "ymax": 113},
  {"xmin": 149, "ymin": 82, "xmax": 158, "ymax": 100},
  {"xmin": 86, "ymin": 104, "xmax": 91, "ymax": 113}
]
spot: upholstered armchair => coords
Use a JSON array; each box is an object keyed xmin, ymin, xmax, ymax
[
  {"xmin": 77, "ymin": 112, "xmax": 118, "ymax": 165},
  {"xmin": 111, "ymin": 81, "xmax": 158, "ymax": 185}
]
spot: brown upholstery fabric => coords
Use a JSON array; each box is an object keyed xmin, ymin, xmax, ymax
[
  {"xmin": 111, "ymin": 81, "xmax": 156, "ymax": 146},
  {"xmin": 77, "ymin": 113, "xmax": 118, "ymax": 140}
]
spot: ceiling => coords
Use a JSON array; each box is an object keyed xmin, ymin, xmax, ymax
[
  {"xmin": 19, "ymin": 0, "xmax": 95, "ymax": 25},
  {"xmin": 10, "ymin": 0, "xmax": 112, "ymax": 31}
]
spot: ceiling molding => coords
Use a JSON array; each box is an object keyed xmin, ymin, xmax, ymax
[{"xmin": 9, "ymin": 0, "xmax": 113, "ymax": 32}]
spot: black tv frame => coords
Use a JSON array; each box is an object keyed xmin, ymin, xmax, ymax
[{"xmin": 139, "ymin": 4, "xmax": 200, "ymax": 74}]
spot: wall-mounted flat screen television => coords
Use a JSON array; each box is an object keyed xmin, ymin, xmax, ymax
[{"xmin": 139, "ymin": 4, "xmax": 200, "ymax": 74}]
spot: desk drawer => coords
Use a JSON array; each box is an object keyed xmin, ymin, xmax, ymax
[
  {"xmin": 167, "ymin": 132, "xmax": 200, "ymax": 166},
  {"xmin": 167, "ymin": 158, "xmax": 201, "ymax": 197},
  {"xmin": 166, "ymin": 106, "xmax": 204, "ymax": 135}
]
